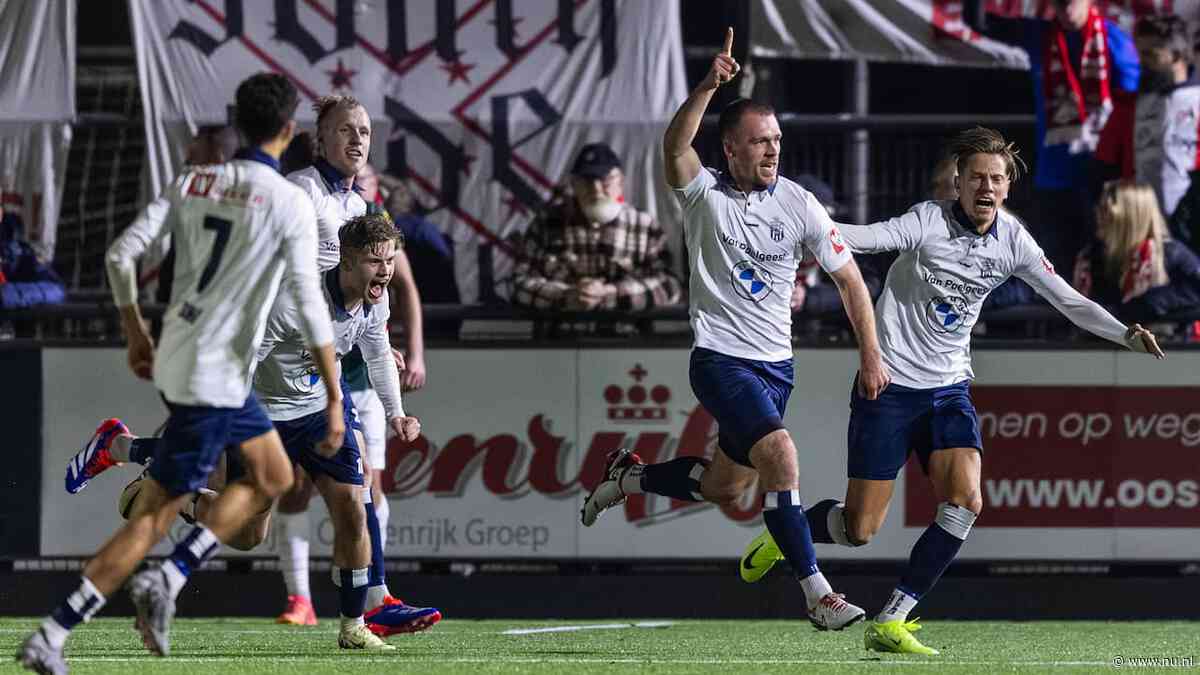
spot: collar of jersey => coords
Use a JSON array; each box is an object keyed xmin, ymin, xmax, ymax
[
  {"xmin": 325, "ymin": 267, "xmax": 371, "ymax": 320},
  {"xmin": 232, "ymin": 147, "xmax": 280, "ymax": 173},
  {"xmin": 951, "ymin": 200, "xmax": 1000, "ymax": 240},
  {"xmin": 315, "ymin": 158, "xmax": 362, "ymax": 194},
  {"xmin": 717, "ymin": 171, "xmax": 777, "ymax": 198}
]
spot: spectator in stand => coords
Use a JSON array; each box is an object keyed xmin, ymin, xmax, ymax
[
  {"xmin": 512, "ymin": 142, "xmax": 683, "ymax": 311},
  {"xmin": 1095, "ymin": 14, "xmax": 1197, "ymax": 220},
  {"xmin": 1074, "ymin": 180, "xmax": 1200, "ymax": 319},
  {"xmin": 0, "ymin": 203, "xmax": 65, "ymax": 311},
  {"xmin": 970, "ymin": 0, "xmax": 1140, "ymax": 272},
  {"xmin": 374, "ymin": 175, "xmax": 458, "ymax": 305}
]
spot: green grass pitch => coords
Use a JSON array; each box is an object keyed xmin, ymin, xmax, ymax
[{"xmin": 3, "ymin": 617, "xmax": 1198, "ymax": 673}]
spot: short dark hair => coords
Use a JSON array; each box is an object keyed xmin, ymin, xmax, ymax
[
  {"xmin": 1135, "ymin": 14, "xmax": 1191, "ymax": 61},
  {"xmin": 234, "ymin": 73, "xmax": 299, "ymax": 146},
  {"xmin": 718, "ymin": 98, "xmax": 775, "ymax": 141},
  {"xmin": 948, "ymin": 126, "xmax": 1026, "ymax": 183},
  {"xmin": 339, "ymin": 213, "xmax": 403, "ymax": 257}
]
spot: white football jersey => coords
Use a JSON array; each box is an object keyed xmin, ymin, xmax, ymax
[
  {"xmin": 254, "ymin": 271, "xmax": 402, "ymax": 422},
  {"xmin": 839, "ymin": 201, "xmax": 1128, "ymax": 388},
  {"xmin": 674, "ymin": 168, "xmax": 852, "ymax": 362},
  {"xmin": 287, "ymin": 162, "xmax": 368, "ymax": 272},
  {"xmin": 107, "ymin": 157, "xmax": 334, "ymax": 407}
]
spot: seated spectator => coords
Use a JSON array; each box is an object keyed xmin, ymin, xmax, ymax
[
  {"xmin": 1074, "ymin": 180, "xmax": 1200, "ymax": 318},
  {"xmin": 0, "ymin": 205, "xmax": 65, "ymax": 310},
  {"xmin": 1094, "ymin": 14, "xmax": 1196, "ymax": 219},
  {"xmin": 511, "ymin": 142, "xmax": 682, "ymax": 311}
]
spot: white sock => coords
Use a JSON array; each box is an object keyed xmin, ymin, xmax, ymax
[
  {"xmin": 39, "ymin": 617, "xmax": 71, "ymax": 649},
  {"xmin": 276, "ymin": 511, "xmax": 311, "ymax": 599},
  {"xmin": 160, "ymin": 560, "xmax": 188, "ymax": 599},
  {"xmin": 799, "ymin": 571, "xmax": 834, "ymax": 608},
  {"xmin": 109, "ymin": 434, "xmax": 134, "ymax": 463},
  {"xmin": 366, "ymin": 583, "xmax": 390, "ymax": 610},
  {"xmin": 374, "ymin": 495, "xmax": 390, "ymax": 555},
  {"xmin": 877, "ymin": 588, "xmax": 918, "ymax": 623},
  {"xmin": 340, "ymin": 615, "xmax": 365, "ymax": 631},
  {"xmin": 618, "ymin": 464, "xmax": 646, "ymax": 495}
]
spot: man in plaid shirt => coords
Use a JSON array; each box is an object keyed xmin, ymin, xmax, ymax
[{"xmin": 512, "ymin": 143, "xmax": 683, "ymax": 311}]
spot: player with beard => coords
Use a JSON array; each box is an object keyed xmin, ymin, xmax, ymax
[
  {"xmin": 582, "ymin": 28, "xmax": 886, "ymax": 632},
  {"xmin": 738, "ymin": 126, "xmax": 1164, "ymax": 655}
]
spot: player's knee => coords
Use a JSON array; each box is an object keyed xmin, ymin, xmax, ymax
[
  {"xmin": 260, "ymin": 467, "xmax": 294, "ymax": 500},
  {"xmin": 957, "ymin": 493, "xmax": 983, "ymax": 516}
]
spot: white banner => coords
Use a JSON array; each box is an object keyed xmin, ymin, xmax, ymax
[
  {"xmin": 129, "ymin": 0, "xmax": 687, "ymax": 303},
  {"xmin": 40, "ymin": 347, "xmax": 1200, "ymax": 560},
  {"xmin": 752, "ymin": 0, "xmax": 1029, "ymax": 67},
  {"xmin": 0, "ymin": 1, "xmax": 75, "ymax": 260}
]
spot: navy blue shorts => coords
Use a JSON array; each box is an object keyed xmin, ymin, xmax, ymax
[
  {"xmin": 689, "ymin": 347, "xmax": 793, "ymax": 468},
  {"xmin": 272, "ymin": 382, "xmax": 363, "ymax": 486},
  {"xmin": 846, "ymin": 376, "xmax": 983, "ymax": 480},
  {"xmin": 150, "ymin": 392, "xmax": 275, "ymax": 496}
]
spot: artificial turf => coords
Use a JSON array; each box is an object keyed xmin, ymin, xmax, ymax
[{"xmin": 4, "ymin": 617, "xmax": 1199, "ymax": 673}]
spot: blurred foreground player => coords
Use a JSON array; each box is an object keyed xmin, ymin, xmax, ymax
[
  {"xmin": 582, "ymin": 28, "xmax": 888, "ymax": 631},
  {"xmin": 17, "ymin": 72, "xmax": 343, "ymax": 672},
  {"xmin": 740, "ymin": 127, "xmax": 1164, "ymax": 655}
]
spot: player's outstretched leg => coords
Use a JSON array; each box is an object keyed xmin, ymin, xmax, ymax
[
  {"xmin": 739, "ymin": 500, "xmax": 850, "ymax": 583},
  {"xmin": 362, "ymin": 485, "xmax": 441, "ymax": 636},
  {"xmin": 581, "ymin": 448, "xmax": 708, "ymax": 526},
  {"xmin": 866, "ymin": 448, "xmax": 980, "ymax": 656}
]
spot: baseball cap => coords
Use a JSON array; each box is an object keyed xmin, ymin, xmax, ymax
[{"xmin": 571, "ymin": 142, "xmax": 621, "ymax": 179}]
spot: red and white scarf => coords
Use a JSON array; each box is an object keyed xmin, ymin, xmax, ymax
[{"xmin": 1042, "ymin": 5, "xmax": 1112, "ymax": 153}]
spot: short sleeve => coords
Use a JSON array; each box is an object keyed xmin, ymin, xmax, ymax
[
  {"xmin": 797, "ymin": 191, "xmax": 852, "ymax": 274},
  {"xmin": 672, "ymin": 167, "xmax": 717, "ymax": 211}
]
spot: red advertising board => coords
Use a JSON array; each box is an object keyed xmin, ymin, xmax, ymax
[{"xmin": 906, "ymin": 387, "xmax": 1200, "ymax": 527}]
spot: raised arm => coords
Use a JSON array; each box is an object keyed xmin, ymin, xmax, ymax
[{"xmin": 663, "ymin": 27, "xmax": 739, "ymax": 188}]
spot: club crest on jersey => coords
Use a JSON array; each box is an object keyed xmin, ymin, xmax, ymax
[
  {"xmin": 730, "ymin": 260, "xmax": 775, "ymax": 303},
  {"xmin": 769, "ymin": 220, "xmax": 785, "ymax": 242},
  {"xmin": 926, "ymin": 295, "xmax": 969, "ymax": 334},
  {"xmin": 978, "ymin": 257, "xmax": 997, "ymax": 279}
]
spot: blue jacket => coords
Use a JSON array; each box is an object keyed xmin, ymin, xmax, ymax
[{"xmin": 0, "ymin": 212, "xmax": 65, "ymax": 309}]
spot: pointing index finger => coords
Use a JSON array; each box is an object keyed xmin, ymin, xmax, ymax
[{"xmin": 722, "ymin": 27, "xmax": 733, "ymax": 56}]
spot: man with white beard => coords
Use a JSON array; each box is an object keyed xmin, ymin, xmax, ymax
[{"xmin": 511, "ymin": 142, "xmax": 683, "ymax": 312}]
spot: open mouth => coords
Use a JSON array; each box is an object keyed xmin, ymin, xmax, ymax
[
  {"xmin": 367, "ymin": 280, "xmax": 387, "ymax": 301},
  {"xmin": 347, "ymin": 148, "xmax": 363, "ymax": 160},
  {"xmin": 975, "ymin": 197, "xmax": 995, "ymax": 210}
]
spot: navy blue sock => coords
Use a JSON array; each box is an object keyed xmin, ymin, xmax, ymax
[
  {"xmin": 129, "ymin": 438, "xmax": 158, "ymax": 465},
  {"xmin": 804, "ymin": 498, "xmax": 841, "ymax": 544},
  {"xmin": 364, "ymin": 493, "xmax": 386, "ymax": 589},
  {"xmin": 336, "ymin": 567, "xmax": 369, "ymax": 618},
  {"xmin": 638, "ymin": 457, "xmax": 708, "ymax": 502},
  {"xmin": 897, "ymin": 503, "xmax": 975, "ymax": 599},
  {"xmin": 761, "ymin": 490, "xmax": 819, "ymax": 579}
]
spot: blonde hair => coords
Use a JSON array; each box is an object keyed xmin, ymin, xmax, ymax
[
  {"xmin": 1095, "ymin": 180, "xmax": 1169, "ymax": 286},
  {"xmin": 312, "ymin": 95, "xmax": 364, "ymax": 156},
  {"xmin": 947, "ymin": 126, "xmax": 1026, "ymax": 184}
]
